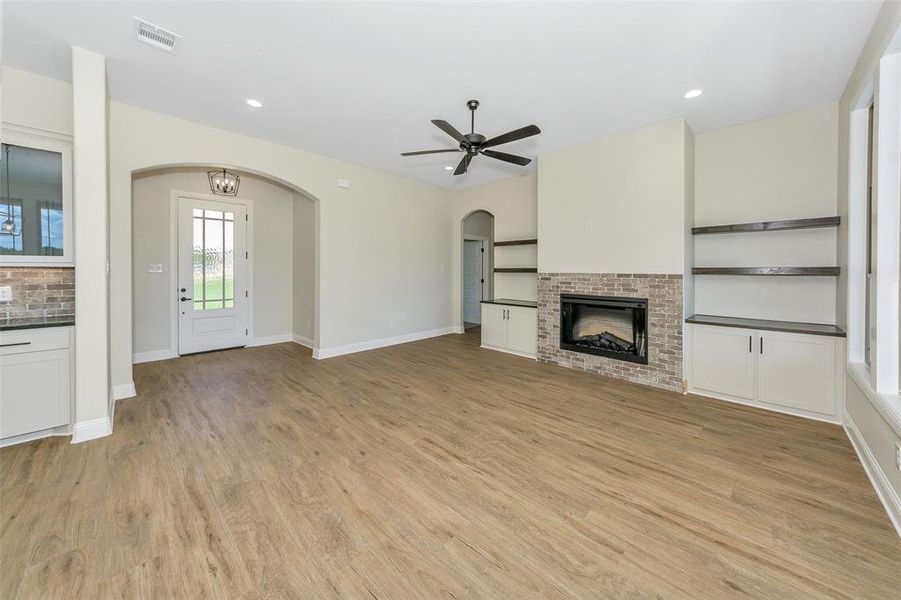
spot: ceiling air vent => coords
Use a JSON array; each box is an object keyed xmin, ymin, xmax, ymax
[{"xmin": 132, "ymin": 18, "xmax": 181, "ymax": 54}]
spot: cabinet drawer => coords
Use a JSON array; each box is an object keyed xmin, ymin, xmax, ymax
[{"xmin": 0, "ymin": 327, "xmax": 72, "ymax": 356}]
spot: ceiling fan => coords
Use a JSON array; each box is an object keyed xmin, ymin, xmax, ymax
[{"xmin": 401, "ymin": 100, "xmax": 540, "ymax": 175}]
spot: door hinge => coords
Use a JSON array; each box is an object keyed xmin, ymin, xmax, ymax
[
  {"xmin": 245, "ymin": 251, "xmax": 249, "ymax": 259},
  {"xmin": 245, "ymin": 214, "xmax": 249, "ymax": 222},
  {"xmin": 245, "ymin": 328, "xmax": 248, "ymax": 335},
  {"xmin": 245, "ymin": 290, "xmax": 248, "ymax": 298}
]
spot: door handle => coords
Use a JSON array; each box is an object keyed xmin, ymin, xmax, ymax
[
  {"xmin": 180, "ymin": 296, "xmax": 192, "ymax": 302},
  {"xmin": 749, "ymin": 335, "xmax": 752, "ymax": 353},
  {"xmin": 760, "ymin": 336, "xmax": 763, "ymax": 354}
]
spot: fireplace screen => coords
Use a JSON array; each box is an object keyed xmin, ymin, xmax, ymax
[{"xmin": 560, "ymin": 295, "xmax": 648, "ymax": 364}]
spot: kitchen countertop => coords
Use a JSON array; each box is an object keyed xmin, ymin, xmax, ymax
[
  {"xmin": 480, "ymin": 298, "xmax": 538, "ymax": 308},
  {"xmin": 685, "ymin": 314, "xmax": 846, "ymax": 337},
  {"xmin": 0, "ymin": 317, "xmax": 76, "ymax": 332}
]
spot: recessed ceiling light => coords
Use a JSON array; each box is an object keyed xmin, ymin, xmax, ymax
[
  {"xmin": 683, "ymin": 89, "xmax": 703, "ymax": 99},
  {"xmin": 444, "ymin": 165, "xmax": 453, "ymax": 171},
  {"xmin": 246, "ymin": 99, "xmax": 263, "ymax": 108}
]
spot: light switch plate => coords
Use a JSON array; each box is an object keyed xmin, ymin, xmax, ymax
[
  {"xmin": 148, "ymin": 263, "xmax": 163, "ymax": 273},
  {"xmin": 336, "ymin": 178, "xmax": 351, "ymax": 189},
  {"xmin": 0, "ymin": 285, "xmax": 11, "ymax": 303}
]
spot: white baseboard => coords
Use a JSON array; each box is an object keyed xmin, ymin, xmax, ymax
[
  {"xmin": 293, "ymin": 334, "xmax": 315, "ymax": 349},
  {"xmin": 133, "ymin": 349, "xmax": 178, "ymax": 364},
  {"xmin": 248, "ymin": 333, "xmax": 293, "ymax": 347},
  {"xmin": 113, "ymin": 381, "xmax": 137, "ymax": 401},
  {"xmin": 844, "ymin": 412, "xmax": 901, "ymax": 539},
  {"xmin": 71, "ymin": 417, "xmax": 112, "ymax": 444},
  {"xmin": 314, "ymin": 326, "xmax": 458, "ymax": 359},
  {"xmin": 0, "ymin": 425, "xmax": 71, "ymax": 448},
  {"xmin": 687, "ymin": 386, "xmax": 842, "ymax": 425},
  {"xmin": 481, "ymin": 343, "xmax": 537, "ymax": 360}
]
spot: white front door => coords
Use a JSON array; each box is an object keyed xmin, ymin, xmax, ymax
[
  {"xmin": 463, "ymin": 240, "xmax": 484, "ymax": 323},
  {"xmin": 177, "ymin": 197, "xmax": 249, "ymax": 355}
]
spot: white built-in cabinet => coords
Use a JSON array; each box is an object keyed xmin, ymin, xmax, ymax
[
  {"xmin": 0, "ymin": 327, "xmax": 73, "ymax": 443},
  {"xmin": 687, "ymin": 323, "xmax": 843, "ymax": 422},
  {"xmin": 480, "ymin": 303, "xmax": 537, "ymax": 359}
]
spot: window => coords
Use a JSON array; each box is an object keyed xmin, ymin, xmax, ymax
[
  {"xmin": 0, "ymin": 201, "xmax": 23, "ymax": 254},
  {"xmin": 864, "ymin": 103, "xmax": 875, "ymax": 367},
  {"xmin": 192, "ymin": 208, "xmax": 236, "ymax": 311}
]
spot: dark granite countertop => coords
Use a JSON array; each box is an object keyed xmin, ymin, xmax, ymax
[
  {"xmin": 685, "ymin": 314, "xmax": 845, "ymax": 337},
  {"xmin": 0, "ymin": 317, "xmax": 76, "ymax": 332},
  {"xmin": 480, "ymin": 298, "xmax": 538, "ymax": 308}
]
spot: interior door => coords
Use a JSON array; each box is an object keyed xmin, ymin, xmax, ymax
[
  {"xmin": 178, "ymin": 197, "xmax": 248, "ymax": 355},
  {"xmin": 689, "ymin": 325, "xmax": 756, "ymax": 400},
  {"xmin": 757, "ymin": 331, "xmax": 835, "ymax": 415},
  {"xmin": 463, "ymin": 240, "xmax": 483, "ymax": 323}
]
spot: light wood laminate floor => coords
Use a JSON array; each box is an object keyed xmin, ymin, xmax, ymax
[{"xmin": 2, "ymin": 330, "xmax": 900, "ymax": 598}]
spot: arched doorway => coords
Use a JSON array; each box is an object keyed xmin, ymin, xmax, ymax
[
  {"xmin": 129, "ymin": 165, "xmax": 320, "ymax": 362},
  {"xmin": 460, "ymin": 210, "xmax": 495, "ymax": 331}
]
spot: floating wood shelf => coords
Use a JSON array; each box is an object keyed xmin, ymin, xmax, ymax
[
  {"xmin": 494, "ymin": 238, "xmax": 538, "ymax": 247},
  {"xmin": 692, "ymin": 216, "xmax": 840, "ymax": 235},
  {"xmin": 494, "ymin": 267, "xmax": 538, "ymax": 273},
  {"xmin": 692, "ymin": 266, "xmax": 840, "ymax": 276}
]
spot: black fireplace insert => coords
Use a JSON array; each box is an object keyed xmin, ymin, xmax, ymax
[{"xmin": 560, "ymin": 294, "xmax": 648, "ymax": 364}]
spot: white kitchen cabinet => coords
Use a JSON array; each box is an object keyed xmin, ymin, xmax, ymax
[
  {"xmin": 0, "ymin": 327, "xmax": 73, "ymax": 443},
  {"xmin": 687, "ymin": 322, "xmax": 843, "ymax": 423},
  {"xmin": 757, "ymin": 331, "xmax": 836, "ymax": 416},
  {"xmin": 480, "ymin": 302, "xmax": 537, "ymax": 359},
  {"xmin": 689, "ymin": 325, "xmax": 757, "ymax": 401}
]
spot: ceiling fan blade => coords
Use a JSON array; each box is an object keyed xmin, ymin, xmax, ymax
[
  {"xmin": 481, "ymin": 149, "xmax": 531, "ymax": 166},
  {"xmin": 453, "ymin": 153, "xmax": 473, "ymax": 175},
  {"xmin": 400, "ymin": 149, "xmax": 462, "ymax": 156},
  {"xmin": 432, "ymin": 119, "xmax": 466, "ymax": 143},
  {"xmin": 482, "ymin": 124, "xmax": 541, "ymax": 149}
]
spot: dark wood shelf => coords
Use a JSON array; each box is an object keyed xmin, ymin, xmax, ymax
[
  {"xmin": 686, "ymin": 314, "xmax": 846, "ymax": 337},
  {"xmin": 494, "ymin": 267, "xmax": 538, "ymax": 273},
  {"xmin": 494, "ymin": 238, "xmax": 538, "ymax": 247},
  {"xmin": 692, "ymin": 266, "xmax": 839, "ymax": 276},
  {"xmin": 692, "ymin": 216, "xmax": 839, "ymax": 235}
]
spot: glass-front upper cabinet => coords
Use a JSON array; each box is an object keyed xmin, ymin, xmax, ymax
[{"xmin": 0, "ymin": 130, "xmax": 73, "ymax": 265}]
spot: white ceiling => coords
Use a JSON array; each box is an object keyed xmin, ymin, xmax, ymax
[{"xmin": 2, "ymin": 1, "xmax": 881, "ymax": 189}]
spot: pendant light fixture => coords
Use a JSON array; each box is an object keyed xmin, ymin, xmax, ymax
[
  {"xmin": 207, "ymin": 168, "xmax": 240, "ymax": 196},
  {"xmin": 2, "ymin": 144, "xmax": 20, "ymax": 236}
]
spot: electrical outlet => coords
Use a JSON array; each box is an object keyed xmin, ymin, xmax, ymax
[
  {"xmin": 148, "ymin": 263, "xmax": 163, "ymax": 273},
  {"xmin": 0, "ymin": 285, "xmax": 11, "ymax": 303}
]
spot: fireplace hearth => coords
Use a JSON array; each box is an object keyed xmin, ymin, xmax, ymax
[{"xmin": 560, "ymin": 294, "xmax": 648, "ymax": 364}]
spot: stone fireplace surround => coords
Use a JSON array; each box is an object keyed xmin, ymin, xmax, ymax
[{"xmin": 537, "ymin": 273, "xmax": 683, "ymax": 391}]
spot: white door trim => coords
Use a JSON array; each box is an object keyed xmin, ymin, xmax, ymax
[{"xmin": 169, "ymin": 190, "xmax": 254, "ymax": 356}]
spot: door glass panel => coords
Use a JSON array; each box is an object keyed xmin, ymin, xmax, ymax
[
  {"xmin": 1, "ymin": 143, "xmax": 64, "ymax": 256},
  {"xmin": 192, "ymin": 207, "xmax": 236, "ymax": 310}
]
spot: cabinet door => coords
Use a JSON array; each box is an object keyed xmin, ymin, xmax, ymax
[
  {"xmin": 690, "ymin": 325, "xmax": 756, "ymax": 400},
  {"xmin": 0, "ymin": 349, "xmax": 71, "ymax": 439},
  {"xmin": 506, "ymin": 306, "xmax": 537, "ymax": 357},
  {"xmin": 480, "ymin": 304, "xmax": 507, "ymax": 349},
  {"xmin": 757, "ymin": 331, "xmax": 835, "ymax": 415}
]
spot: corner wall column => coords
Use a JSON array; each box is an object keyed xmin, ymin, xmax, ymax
[{"xmin": 71, "ymin": 46, "xmax": 111, "ymax": 442}]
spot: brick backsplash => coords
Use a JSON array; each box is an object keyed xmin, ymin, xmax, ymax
[
  {"xmin": 0, "ymin": 267, "xmax": 75, "ymax": 326},
  {"xmin": 537, "ymin": 273, "xmax": 683, "ymax": 392}
]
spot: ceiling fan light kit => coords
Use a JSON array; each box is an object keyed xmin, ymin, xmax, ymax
[{"xmin": 401, "ymin": 99, "xmax": 540, "ymax": 175}]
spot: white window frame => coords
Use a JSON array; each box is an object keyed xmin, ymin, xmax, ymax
[
  {"xmin": 0, "ymin": 123, "xmax": 74, "ymax": 266},
  {"xmin": 847, "ymin": 51, "xmax": 901, "ymax": 400}
]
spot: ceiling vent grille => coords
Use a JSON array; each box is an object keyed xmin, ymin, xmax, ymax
[{"xmin": 132, "ymin": 18, "xmax": 181, "ymax": 54}]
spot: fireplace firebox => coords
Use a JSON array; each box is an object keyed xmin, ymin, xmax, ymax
[{"xmin": 560, "ymin": 294, "xmax": 648, "ymax": 364}]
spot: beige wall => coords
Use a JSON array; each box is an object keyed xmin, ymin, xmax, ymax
[
  {"xmin": 450, "ymin": 173, "xmax": 538, "ymax": 326},
  {"xmin": 293, "ymin": 192, "xmax": 316, "ymax": 344},
  {"xmin": 2, "ymin": 67, "xmax": 73, "ymax": 134},
  {"xmin": 537, "ymin": 118, "xmax": 689, "ymax": 274},
  {"xmin": 693, "ymin": 103, "xmax": 839, "ymax": 324},
  {"xmin": 132, "ymin": 167, "xmax": 302, "ymax": 356}
]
